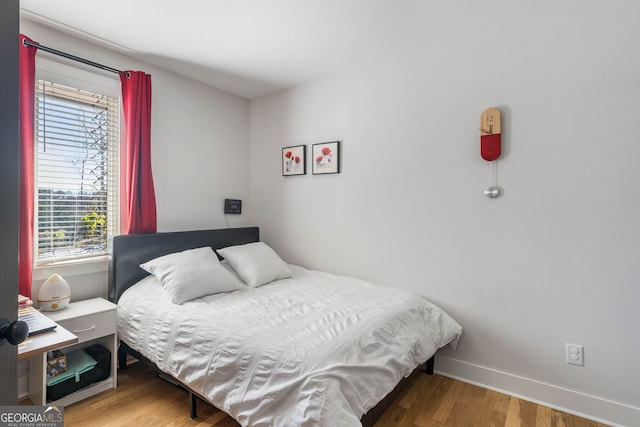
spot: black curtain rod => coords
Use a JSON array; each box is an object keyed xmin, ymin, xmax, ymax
[{"xmin": 23, "ymin": 39, "xmax": 128, "ymax": 76}]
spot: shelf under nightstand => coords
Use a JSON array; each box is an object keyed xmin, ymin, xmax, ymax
[{"xmin": 26, "ymin": 298, "xmax": 118, "ymax": 406}]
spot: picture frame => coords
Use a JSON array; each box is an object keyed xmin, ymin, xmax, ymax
[
  {"xmin": 312, "ymin": 141, "xmax": 341, "ymax": 175},
  {"xmin": 282, "ymin": 145, "xmax": 306, "ymax": 176}
]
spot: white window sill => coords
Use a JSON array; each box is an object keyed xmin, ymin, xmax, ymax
[{"xmin": 33, "ymin": 256, "xmax": 109, "ymax": 280}]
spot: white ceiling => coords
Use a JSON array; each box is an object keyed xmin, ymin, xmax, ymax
[{"xmin": 20, "ymin": 0, "xmax": 451, "ymax": 99}]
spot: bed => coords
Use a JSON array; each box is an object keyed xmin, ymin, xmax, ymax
[{"xmin": 109, "ymin": 227, "xmax": 462, "ymax": 426}]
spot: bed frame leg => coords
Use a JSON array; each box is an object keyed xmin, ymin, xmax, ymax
[
  {"xmin": 118, "ymin": 348, "xmax": 127, "ymax": 370},
  {"xmin": 425, "ymin": 355, "xmax": 435, "ymax": 375},
  {"xmin": 190, "ymin": 391, "xmax": 197, "ymax": 419}
]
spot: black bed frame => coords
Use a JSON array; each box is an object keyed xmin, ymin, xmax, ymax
[{"xmin": 109, "ymin": 227, "xmax": 434, "ymax": 426}]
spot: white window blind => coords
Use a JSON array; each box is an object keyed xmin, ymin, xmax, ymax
[{"xmin": 34, "ymin": 80, "xmax": 119, "ymax": 263}]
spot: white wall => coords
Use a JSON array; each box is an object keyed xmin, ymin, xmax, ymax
[
  {"xmin": 20, "ymin": 18, "xmax": 251, "ymax": 302},
  {"xmin": 249, "ymin": 2, "xmax": 640, "ymax": 425}
]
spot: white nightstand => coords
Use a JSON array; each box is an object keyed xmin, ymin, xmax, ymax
[{"xmin": 28, "ymin": 298, "xmax": 118, "ymax": 406}]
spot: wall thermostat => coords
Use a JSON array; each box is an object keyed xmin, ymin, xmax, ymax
[{"xmin": 224, "ymin": 199, "xmax": 242, "ymax": 214}]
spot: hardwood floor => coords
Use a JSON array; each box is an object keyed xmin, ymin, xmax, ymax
[{"xmin": 62, "ymin": 362, "xmax": 609, "ymax": 426}]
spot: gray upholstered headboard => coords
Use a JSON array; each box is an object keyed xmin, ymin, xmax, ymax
[{"xmin": 109, "ymin": 227, "xmax": 259, "ymax": 303}]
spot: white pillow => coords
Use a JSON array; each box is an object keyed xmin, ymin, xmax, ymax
[
  {"xmin": 217, "ymin": 242, "xmax": 292, "ymax": 287},
  {"xmin": 140, "ymin": 247, "xmax": 244, "ymax": 304}
]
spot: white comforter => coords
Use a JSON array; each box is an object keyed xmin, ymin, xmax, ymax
[{"xmin": 117, "ymin": 265, "xmax": 462, "ymax": 426}]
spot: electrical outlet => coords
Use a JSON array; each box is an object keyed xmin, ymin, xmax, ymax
[{"xmin": 566, "ymin": 343, "xmax": 584, "ymax": 366}]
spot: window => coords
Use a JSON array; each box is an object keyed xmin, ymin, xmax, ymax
[{"xmin": 34, "ymin": 80, "xmax": 119, "ymax": 263}]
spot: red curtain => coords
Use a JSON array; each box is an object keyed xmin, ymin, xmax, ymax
[
  {"xmin": 120, "ymin": 71, "xmax": 157, "ymax": 234},
  {"xmin": 19, "ymin": 34, "xmax": 37, "ymax": 298}
]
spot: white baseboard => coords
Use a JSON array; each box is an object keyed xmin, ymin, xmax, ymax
[{"xmin": 435, "ymin": 356, "xmax": 639, "ymax": 427}]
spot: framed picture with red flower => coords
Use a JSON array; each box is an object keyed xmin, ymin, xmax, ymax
[
  {"xmin": 282, "ymin": 145, "xmax": 306, "ymax": 176},
  {"xmin": 312, "ymin": 141, "xmax": 341, "ymax": 175}
]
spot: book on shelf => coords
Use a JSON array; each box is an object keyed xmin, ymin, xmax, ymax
[{"xmin": 18, "ymin": 294, "xmax": 33, "ymax": 307}]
